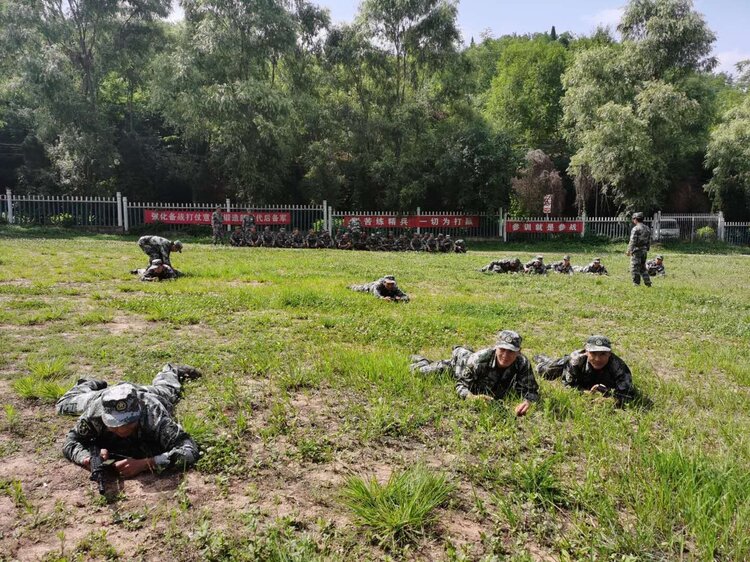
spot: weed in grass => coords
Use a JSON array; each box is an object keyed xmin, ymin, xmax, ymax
[
  {"xmin": 196, "ymin": 433, "xmax": 247, "ymax": 475},
  {"xmin": 342, "ymin": 464, "xmax": 454, "ymax": 550},
  {"xmin": 77, "ymin": 309, "xmax": 115, "ymax": 325},
  {"xmin": 1, "ymin": 478, "xmax": 32, "ymax": 511},
  {"xmin": 3, "ymin": 404, "xmax": 21, "ymax": 433},
  {"xmin": 12, "ymin": 375, "xmax": 67, "ymax": 402},
  {"xmin": 295, "ymin": 435, "xmax": 334, "ymax": 464},
  {"xmin": 511, "ymin": 456, "xmax": 567, "ymax": 509},
  {"xmin": 73, "ymin": 530, "xmax": 119, "ymax": 559},
  {"xmin": 27, "ymin": 356, "xmax": 69, "ymax": 379}
]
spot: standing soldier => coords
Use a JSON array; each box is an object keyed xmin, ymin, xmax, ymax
[
  {"xmin": 241, "ymin": 210, "xmax": 255, "ymax": 234},
  {"xmin": 627, "ymin": 212, "xmax": 652, "ymax": 287},
  {"xmin": 137, "ymin": 236, "xmax": 182, "ymax": 268},
  {"xmin": 211, "ymin": 206, "xmax": 224, "ymax": 245},
  {"xmin": 646, "ymin": 255, "xmax": 666, "ymax": 276}
]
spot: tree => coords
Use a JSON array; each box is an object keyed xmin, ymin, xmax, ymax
[
  {"xmin": 562, "ymin": 0, "xmax": 716, "ymax": 213},
  {"xmin": 512, "ymin": 149, "xmax": 565, "ymax": 215},
  {"xmin": 485, "ymin": 37, "xmax": 569, "ymax": 153},
  {"xmin": 704, "ymin": 95, "xmax": 750, "ymax": 219}
]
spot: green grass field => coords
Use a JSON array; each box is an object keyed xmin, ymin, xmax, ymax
[{"xmin": 0, "ymin": 230, "xmax": 748, "ymax": 561}]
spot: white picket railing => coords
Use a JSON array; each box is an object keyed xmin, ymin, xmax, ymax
[{"xmin": 1, "ymin": 189, "xmax": 748, "ymax": 246}]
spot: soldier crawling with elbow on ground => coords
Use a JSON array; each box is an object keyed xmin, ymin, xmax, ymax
[
  {"xmin": 130, "ymin": 259, "xmax": 179, "ymax": 282},
  {"xmin": 480, "ymin": 257, "xmax": 523, "ymax": 274},
  {"xmin": 410, "ymin": 330, "xmax": 538, "ymax": 416},
  {"xmin": 646, "ymin": 254, "xmax": 666, "ymax": 276},
  {"xmin": 534, "ymin": 335, "xmax": 633, "ymax": 406},
  {"xmin": 524, "ymin": 255, "xmax": 547, "ymax": 275},
  {"xmin": 349, "ymin": 275, "xmax": 410, "ymax": 302},
  {"xmin": 56, "ymin": 363, "xmax": 202, "ymax": 485},
  {"xmin": 548, "ymin": 255, "xmax": 574, "ymax": 274}
]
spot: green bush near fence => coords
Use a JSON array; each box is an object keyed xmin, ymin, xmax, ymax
[
  {"xmin": 49, "ymin": 212, "xmax": 75, "ymax": 227},
  {"xmin": 696, "ymin": 226, "xmax": 717, "ymax": 242}
]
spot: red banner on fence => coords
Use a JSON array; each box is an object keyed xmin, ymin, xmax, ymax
[
  {"xmin": 144, "ymin": 210, "xmax": 291, "ymax": 225},
  {"xmin": 344, "ymin": 215, "xmax": 480, "ymax": 228},
  {"xmin": 505, "ymin": 220, "xmax": 583, "ymax": 234}
]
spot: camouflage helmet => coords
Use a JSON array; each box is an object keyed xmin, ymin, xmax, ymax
[
  {"xmin": 101, "ymin": 384, "xmax": 141, "ymax": 427},
  {"xmin": 632, "ymin": 212, "xmax": 644, "ymax": 220},
  {"xmin": 584, "ymin": 335, "xmax": 612, "ymax": 353},
  {"xmin": 495, "ymin": 330, "xmax": 522, "ymax": 352}
]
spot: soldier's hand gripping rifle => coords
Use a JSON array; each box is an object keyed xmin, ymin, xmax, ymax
[{"xmin": 89, "ymin": 445, "xmax": 107, "ymax": 495}]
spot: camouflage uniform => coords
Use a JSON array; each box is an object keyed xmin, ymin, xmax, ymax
[
  {"xmin": 318, "ymin": 231, "xmax": 334, "ymax": 248},
  {"xmin": 524, "ymin": 256, "xmax": 547, "ymax": 275},
  {"xmin": 440, "ymin": 235, "xmax": 455, "ymax": 253},
  {"xmin": 241, "ymin": 213, "xmax": 255, "ymax": 233},
  {"xmin": 290, "ymin": 229, "xmax": 305, "ymax": 248},
  {"xmin": 134, "ymin": 262, "xmax": 178, "ymax": 282},
  {"xmin": 549, "ymin": 256, "xmax": 574, "ymax": 274},
  {"xmin": 646, "ymin": 256, "xmax": 666, "ymax": 276},
  {"xmin": 305, "ymin": 230, "xmax": 318, "ymax": 248},
  {"xmin": 211, "ymin": 210, "xmax": 224, "ymax": 244},
  {"xmin": 137, "ymin": 236, "xmax": 178, "ymax": 267},
  {"xmin": 425, "ymin": 234, "xmax": 438, "ymax": 252},
  {"xmin": 411, "ymin": 346, "xmax": 539, "ymax": 402},
  {"xmin": 58, "ymin": 364, "xmax": 200, "ymax": 470},
  {"xmin": 409, "ymin": 234, "xmax": 423, "ymax": 251},
  {"xmin": 229, "ymin": 228, "xmax": 245, "ymax": 247},
  {"xmin": 581, "ymin": 260, "xmax": 608, "ymax": 275},
  {"xmin": 481, "ymin": 258, "xmax": 522, "ymax": 273},
  {"xmin": 337, "ymin": 233, "xmax": 353, "ymax": 250},
  {"xmin": 245, "ymin": 228, "xmax": 261, "ymax": 247},
  {"xmin": 261, "ymin": 227, "xmax": 276, "ymax": 247},
  {"xmin": 453, "ymin": 239, "xmax": 467, "ymax": 253},
  {"xmin": 349, "ymin": 276, "xmax": 409, "ymax": 301},
  {"xmin": 628, "ymin": 214, "xmax": 652, "ymax": 286},
  {"xmin": 276, "ymin": 228, "xmax": 291, "ymax": 248},
  {"xmin": 535, "ymin": 345, "xmax": 633, "ymax": 404}
]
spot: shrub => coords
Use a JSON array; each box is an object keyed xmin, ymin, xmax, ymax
[
  {"xmin": 49, "ymin": 212, "xmax": 75, "ymax": 227},
  {"xmin": 696, "ymin": 226, "xmax": 717, "ymax": 242}
]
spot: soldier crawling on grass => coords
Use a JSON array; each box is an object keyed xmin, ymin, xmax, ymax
[
  {"xmin": 410, "ymin": 330, "xmax": 538, "ymax": 416},
  {"xmin": 524, "ymin": 255, "xmax": 547, "ymax": 275},
  {"xmin": 130, "ymin": 259, "xmax": 179, "ymax": 282},
  {"xmin": 548, "ymin": 255, "xmax": 574, "ymax": 275},
  {"xmin": 480, "ymin": 257, "xmax": 523, "ymax": 273},
  {"xmin": 534, "ymin": 335, "xmax": 633, "ymax": 406},
  {"xmin": 580, "ymin": 257, "xmax": 608, "ymax": 275},
  {"xmin": 56, "ymin": 363, "xmax": 202, "ymax": 483},
  {"xmin": 349, "ymin": 275, "xmax": 410, "ymax": 302}
]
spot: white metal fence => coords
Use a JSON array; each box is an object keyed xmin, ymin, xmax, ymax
[{"xmin": 1, "ymin": 189, "xmax": 749, "ymax": 246}]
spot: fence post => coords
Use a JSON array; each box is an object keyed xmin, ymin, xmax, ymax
[
  {"xmin": 416, "ymin": 206, "xmax": 421, "ymax": 235},
  {"xmin": 328, "ymin": 207, "xmax": 334, "ymax": 234},
  {"xmin": 717, "ymin": 211, "xmax": 725, "ymax": 241},
  {"xmin": 5, "ymin": 188, "xmax": 13, "ymax": 224},
  {"xmin": 116, "ymin": 192, "xmax": 123, "ymax": 230},
  {"xmin": 322, "ymin": 200, "xmax": 327, "ymax": 232},
  {"xmin": 690, "ymin": 215, "xmax": 695, "ymax": 242},
  {"xmin": 225, "ymin": 198, "xmax": 231, "ymax": 232},
  {"xmin": 502, "ymin": 209, "xmax": 508, "ymax": 243},
  {"xmin": 122, "ymin": 197, "xmax": 129, "ymax": 232}
]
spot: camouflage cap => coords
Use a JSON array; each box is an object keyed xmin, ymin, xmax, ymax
[
  {"xmin": 535, "ymin": 255, "xmax": 544, "ymax": 261},
  {"xmin": 495, "ymin": 330, "xmax": 522, "ymax": 352},
  {"xmin": 632, "ymin": 212, "xmax": 644, "ymax": 220},
  {"xmin": 383, "ymin": 275, "xmax": 396, "ymax": 283},
  {"xmin": 150, "ymin": 259, "xmax": 163, "ymax": 266},
  {"xmin": 173, "ymin": 240, "xmax": 183, "ymax": 252},
  {"xmin": 101, "ymin": 384, "xmax": 141, "ymax": 427},
  {"xmin": 584, "ymin": 335, "xmax": 611, "ymax": 353},
  {"xmin": 563, "ymin": 255, "xmax": 570, "ymax": 260},
  {"xmin": 656, "ymin": 255, "xmax": 664, "ymax": 260},
  {"xmin": 593, "ymin": 257, "xmax": 601, "ymax": 263}
]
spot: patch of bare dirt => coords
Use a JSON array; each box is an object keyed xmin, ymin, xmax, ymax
[{"xmin": 104, "ymin": 313, "xmax": 153, "ymax": 335}]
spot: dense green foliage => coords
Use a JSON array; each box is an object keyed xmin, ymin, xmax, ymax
[{"xmin": 0, "ymin": 0, "xmax": 748, "ymax": 217}]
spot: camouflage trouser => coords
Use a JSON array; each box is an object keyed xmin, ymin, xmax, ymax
[
  {"xmin": 630, "ymin": 251, "xmax": 651, "ymax": 286},
  {"xmin": 137, "ymin": 239, "xmax": 163, "ymax": 266},
  {"xmin": 349, "ymin": 282, "xmax": 376, "ymax": 293},
  {"xmin": 410, "ymin": 346, "xmax": 473, "ymax": 377},
  {"xmin": 212, "ymin": 225, "xmax": 224, "ymax": 244},
  {"xmin": 533, "ymin": 354, "xmax": 569, "ymax": 380},
  {"xmin": 55, "ymin": 364, "xmax": 183, "ymax": 416}
]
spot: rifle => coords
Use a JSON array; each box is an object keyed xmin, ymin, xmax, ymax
[
  {"xmin": 88, "ymin": 446, "xmax": 125, "ymax": 495},
  {"xmin": 89, "ymin": 445, "xmax": 107, "ymax": 495}
]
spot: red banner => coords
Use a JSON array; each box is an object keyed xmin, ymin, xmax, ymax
[
  {"xmin": 144, "ymin": 210, "xmax": 291, "ymax": 225},
  {"xmin": 506, "ymin": 220, "xmax": 583, "ymax": 234},
  {"xmin": 344, "ymin": 215, "xmax": 480, "ymax": 228}
]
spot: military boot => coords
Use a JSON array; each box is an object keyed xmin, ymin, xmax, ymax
[{"xmin": 171, "ymin": 364, "xmax": 203, "ymax": 382}]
